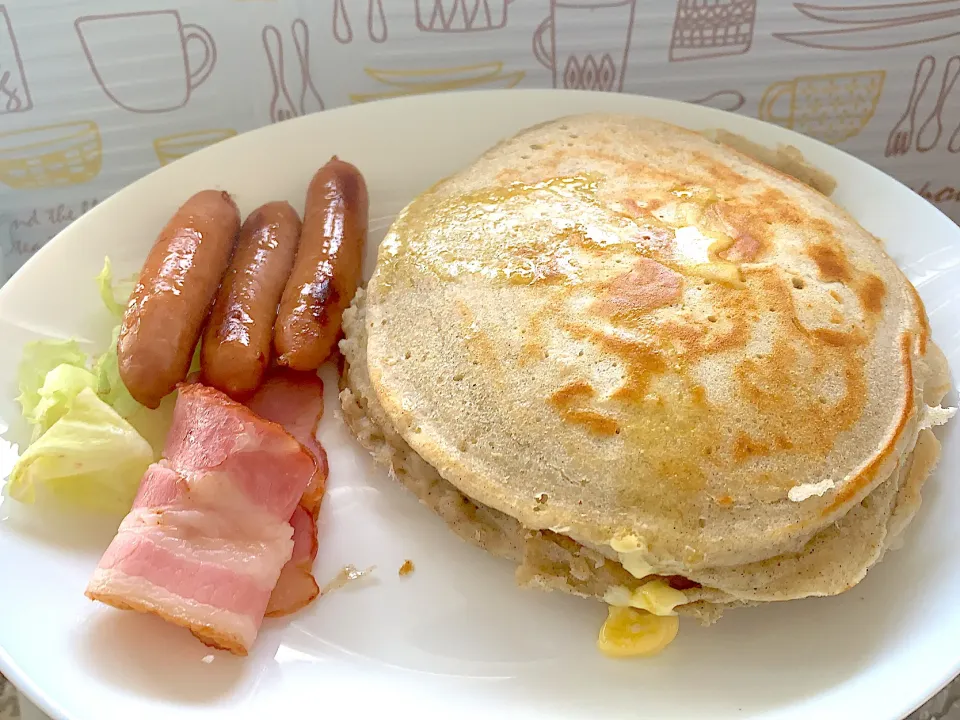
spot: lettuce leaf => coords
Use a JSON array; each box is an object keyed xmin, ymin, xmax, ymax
[
  {"xmin": 5, "ymin": 387, "xmax": 154, "ymax": 515},
  {"xmin": 16, "ymin": 339, "xmax": 89, "ymax": 423},
  {"xmin": 3, "ymin": 256, "xmax": 186, "ymax": 513},
  {"xmin": 29, "ymin": 363, "xmax": 98, "ymax": 441},
  {"xmin": 96, "ymin": 256, "xmax": 137, "ymax": 319}
]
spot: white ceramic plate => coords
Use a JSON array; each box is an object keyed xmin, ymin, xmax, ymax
[{"xmin": 1, "ymin": 90, "xmax": 958, "ymax": 720}]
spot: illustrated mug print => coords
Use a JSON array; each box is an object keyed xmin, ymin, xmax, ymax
[
  {"xmin": 414, "ymin": 0, "xmax": 515, "ymax": 32},
  {"xmin": 532, "ymin": 0, "xmax": 637, "ymax": 92},
  {"xmin": 0, "ymin": 5, "xmax": 32, "ymax": 115},
  {"xmin": 759, "ymin": 70, "xmax": 886, "ymax": 145},
  {"xmin": 75, "ymin": 10, "xmax": 217, "ymax": 113},
  {"xmin": 0, "ymin": 121, "xmax": 101, "ymax": 190}
]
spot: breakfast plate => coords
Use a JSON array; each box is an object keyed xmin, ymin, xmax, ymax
[{"xmin": 1, "ymin": 89, "xmax": 959, "ymax": 720}]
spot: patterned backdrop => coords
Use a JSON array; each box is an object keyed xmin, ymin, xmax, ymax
[{"xmin": 1, "ymin": 0, "xmax": 959, "ymax": 717}]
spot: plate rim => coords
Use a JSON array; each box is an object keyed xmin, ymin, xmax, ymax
[{"xmin": 0, "ymin": 88, "xmax": 958, "ymax": 720}]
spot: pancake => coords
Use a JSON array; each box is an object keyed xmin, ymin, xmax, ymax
[
  {"xmin": 360, "ymin": 113, "xmax": 948, "ymax": 576},
  {"xmin": 340, "ymin": 287, "xmax": 947, "ymax": 620}
]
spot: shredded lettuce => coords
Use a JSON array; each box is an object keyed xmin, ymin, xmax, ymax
[
  {"xmin": 5, "ymin": 387, "xmax": 153, "ymax": 514},
  {"xmin": 3, "ymin": 256, "xmax": 172, "ymax": 513}
]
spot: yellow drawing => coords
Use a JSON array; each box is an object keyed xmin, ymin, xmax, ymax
[
  {"xmin": 759, "ymin": 70, "xmax": 885, "ymax": 146},
  {"xmin": 0, "ymin": 121, "xmax": 101, "ymax": 190},
  {"xmin": 153, "ymin": 128, "xmax": 237, "ymax": 166},
  {"xmin": 350, "ymin": 61, "xmax": 524, "ymax": 104}
]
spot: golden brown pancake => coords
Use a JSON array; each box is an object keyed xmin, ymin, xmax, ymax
[
  {"xmin": 341, "ymin": 288, "xmax": 945, "ymax": 619},
  {"xmin": 342, "ymin": 113, "xmax": 953, "ymax": 617}
]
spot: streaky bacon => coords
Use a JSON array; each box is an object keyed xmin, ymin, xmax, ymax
[
  {"xmin": 85, "ymin": 384, "xmax": 316, "ymax": 656},
  {"xmin": 248, "ymin": 369, "xmax": 327, "ymax": 617},
  {"xmin": 265, "ymin": 505, "xmax": 320, "ymax": 617},
  {"xmin": 247, "ymin": 369, "xmax": 328, "ymax": 517}
]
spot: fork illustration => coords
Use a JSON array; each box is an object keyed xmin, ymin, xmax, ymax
[
  {"xmin": 917, "ymin": 55, "xmax": 960, "ymax": 152},
  {"xmin": 886, "ymin": 54, "xmax": 936, "ymax": 156}
]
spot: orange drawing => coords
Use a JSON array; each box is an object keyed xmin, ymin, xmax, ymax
[
  {"xmin": 263, "ymin": 20, "xmax": 323, "ymax": 123},
  {"xmin": 349, "ymin": 62, "xmax": 523, "ymax": 103},
  {"xmin": 153, "ymin": 129, "xmax": 237, "ymax": 166},
  {"xmin": 0, "ymin": 121, "xmax": 101, "ymax": 190},
  {"xmin": 533, "ymin": 0, "xmax": 636, "ymax": 91},
  {"xmin": 917, "ymin": 55, "xmax": 960, "ymax": 152},
  {"xmin": 775, "ymin": 1, "xmax": 960, "ymax": 51},
  {"xmin": 75, "ymin": 11, "xmax": 216, "ymax": 114},
  {"xmin": 415, "ymin": 0, "xmax": 514, "ymax": 32},
  {"xmin": 689, "ymin": 89, "xmax": 745, "ymax": 112},
  {"xmin": 758, "ymin": 70, "xmax": 885, "ymax": 145},
  {"xmin": 669, "ymin": 0, "xmax": 756, "ymax": 62},
  {"xmin": 0, "ymin": 6, "xmax": 32, "ymax": 115},
  {"xmin": 887, "ymin": 55, "xmax": 936, "ymax": 156}
]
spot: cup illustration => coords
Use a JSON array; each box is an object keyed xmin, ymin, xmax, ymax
[
  {"xmin": 153, "ymin": 128, "xmax": 237, "ymax": 166},
  {"xmin": 76, "ymin": 10, "xmax": 216, "ymax": 114},
  {"xmin": 0, "ymin": 5, "xmax": 32, "ymax": 115},
  {"xmin": 759, "ymin": 70, "xmax": 885, "ymax": 145},
  {"xmin": 0, "ymin": 121, "xmax": 101, "ymax": 190},
  {"xmin": 533, "ymin": 0, "xmax": 636, "ymax": 92},
  {"xmin": 669, "ymin": 0, "xmax": 756, "ymax": 62},
  {"xmin": 415, "ymin": 0, "xmax": 514, "ymax": 32}
]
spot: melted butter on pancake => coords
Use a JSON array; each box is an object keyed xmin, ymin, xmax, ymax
[
  {"xmin": 385, "ymin": 165, "xmax": 877, "ymax": 517},
  {"xmin": 366, "ymin": 114, "xmax": 932, "ymax": 569}
]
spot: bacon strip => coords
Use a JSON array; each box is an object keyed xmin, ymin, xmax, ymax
[
  {"xmin": 86, "ymin": 384, "xmax": 316, "ymax": 656},
  {"xmin": 247, "ymin": 369, "xmax": 328, "ymax": 617}
]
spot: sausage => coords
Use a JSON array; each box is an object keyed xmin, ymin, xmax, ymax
[
  {"xmin": 118, "ymin": 190, "xmax": 240, "ymax": 409},
  {"xmin": 274, "ymin": 157, "xmax": 368, "ymax": 371},
  {"xmin": 200, "ymin": 201, "xmax": 302, "ymax": 400}
]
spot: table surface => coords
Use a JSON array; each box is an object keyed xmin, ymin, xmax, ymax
[{"xmin": 2, "ymin": 668, "xmax": 960, "ymax": 719}]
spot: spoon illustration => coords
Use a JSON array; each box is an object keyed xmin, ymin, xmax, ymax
[
  {"xmin": 368, "ymin": 0, "xmax": 387, "ymax": 43},
  {"xmin": 292, "ymin": 19, "xmax": 324, "ymax": 114},
  {"xmin": 333, "ymin": 0, "xmax": 353, "ymax": 44},
  {"xmin": 690, "ymin": 89, "xmax": 746, "ymax": 113},
  {"xmin": 263, "ymin": 24, "xmax": 297, "ymax": 123}
]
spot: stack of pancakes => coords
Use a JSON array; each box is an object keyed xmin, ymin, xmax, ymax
[{"xmin": 340, "ymin": 114, "xmax": 954, "ymax": 626}]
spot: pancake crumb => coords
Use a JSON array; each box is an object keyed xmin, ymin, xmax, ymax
[{"xmin": 399, "ymin": 559, "xmax": 415, "ymax": 577}]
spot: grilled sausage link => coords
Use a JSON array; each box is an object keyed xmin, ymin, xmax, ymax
[
  {"xmin": 274, "ymin": 157, "xmax": 368, "ymax": 371},
  {"xmin": 118, "ymin": 190, "xmax": 240, "ymax": 408},
  {"xmin": 201, "ymin": 201, "xmax": 302, "ymax": 399}
]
